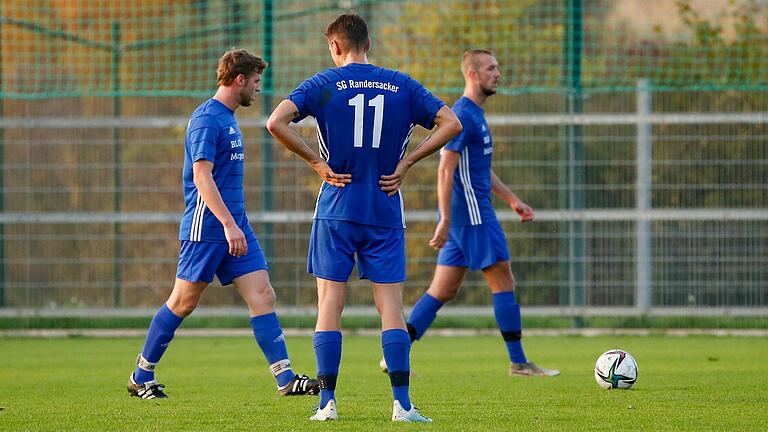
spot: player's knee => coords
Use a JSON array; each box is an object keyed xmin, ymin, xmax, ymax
[
  {"xmin": 489, "ymin": 266, "xmax": 515, "ymax": 292},
  {"xmin": 332, "ymin": 298, "xmax": 345, "ymax": 315},
  {"xmin": 246, "ymin": 283, "xmax": 276, "ymax": 308},
  {"xmin": 261, "ymin": 289, "xmax": 277, "ymax": 308},
  {"xmin": 319, "ymin": 296, "xmax": 344, "ymax": 315},
  {"xmin": 374, "ymin": 301, "xmax": 399, "ymax": 318},
  {"xmin": 431, "ymin": 283, "xmax": 459, "ymax": 302},
  {"xmin": 168, "ymin": 297, "xmax": 198, "ymax": 317},
  {"xmin": 442, "ymin": 287, "xmax": 459, "ymax": 302}
]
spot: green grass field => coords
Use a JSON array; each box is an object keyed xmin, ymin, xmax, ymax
[{"xmin": 2, "ymin": 335, "xmax": 766, "ymax": 431}]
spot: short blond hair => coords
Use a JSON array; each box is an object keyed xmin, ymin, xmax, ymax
[{"xmin": 461, "ymin": 49, "xmax": 495, "ymax": 76}]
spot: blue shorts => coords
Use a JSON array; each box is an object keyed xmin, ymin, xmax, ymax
[
  {"xmin": 176, "ymin": 238, "xmax": 268, "ymax": 285},
  {"xmin": 437, "ymin": 221, "xmax": 510, "ymax": 271},
  {"xmin": 308, "ymin": 219, "xmax": 406, "ymax": 283}
]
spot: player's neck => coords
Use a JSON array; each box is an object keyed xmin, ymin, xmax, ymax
[
  {"xmin": 212, "ymin": 87, "xmax": 240, "ymax": 112},
  {"xmin": 340, "ymin": 51, "xmax": 369, "ymax": 66},
  {"xmin": 463, "ymin": 88, "xmax": 488, "ymax": 108}
]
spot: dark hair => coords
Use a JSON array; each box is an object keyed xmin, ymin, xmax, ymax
[
  {"xmin": 216, "ymin": 49, "xmax": 268, "ymax": 86},
  {"xmin": 325, "ymin": 13, "xmax": 369, "ymax": 51}
]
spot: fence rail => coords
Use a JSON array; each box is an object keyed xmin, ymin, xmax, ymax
[
  {"xmin": 1, "ymin": 106, "xmax": 766, "ymax": 312},
  {"xmin": 2, "ymin": 306, "xmax": 767, "ymax": 318},
  {"xmin": 1, "ymin": 208, "xmax": 768, "ymax": 224},
  {"xmin": 3, "ymin": 112, "xmax": 768, "ymax": 129}
]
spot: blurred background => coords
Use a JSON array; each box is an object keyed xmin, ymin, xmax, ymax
[{"xmin": 0, "ymin": 0, "xmax": 766, "ymax": 323}]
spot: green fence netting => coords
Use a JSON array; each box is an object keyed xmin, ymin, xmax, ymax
[{"xmin": 1, "ymin": 0, "xmax": 766, "ymax": 100}]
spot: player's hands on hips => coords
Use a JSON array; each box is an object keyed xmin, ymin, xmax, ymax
[
  {"xmin": 312, "ymin": 160, "xmax": 351, "ymax": 187},
  {"xmin": 429, "ymin": 219, "xmax": 450, "ymax": 250},
  {"xmin": 379, "ymin": 161, "xmax": 410, "ymax": 196},
  {"xmin": 224, "ymin": 223, "xmax": 248, "ymax": 257},
  {"xmin": 512, "ymin": 200, "xmax": 534, "ymax": 222}
]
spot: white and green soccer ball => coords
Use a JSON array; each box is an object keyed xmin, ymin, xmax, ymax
[{"xmin": 594, "ymin": 349, "xmax": 638, "ymax": 389}]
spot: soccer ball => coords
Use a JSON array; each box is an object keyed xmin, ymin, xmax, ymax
[{"xmin": 594, "ymin": 349, "xmax": 638, "ymax": 389}]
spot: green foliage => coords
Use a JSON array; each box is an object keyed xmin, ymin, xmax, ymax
[
  {"xmin": 659, "ymin": 0, "xmax": 768, "ymax": 90},
  {"xmin": 2, "ymin": 1, "xmax": 766, "ymax": 98}
]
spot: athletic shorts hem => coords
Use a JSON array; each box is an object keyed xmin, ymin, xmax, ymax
[
  {"xmin": 479, "ymin": 258, "xmax": 509, "ymax": 271},
  {"xmin": 220, "ymin": 265, "xmax": 269, "ymax": 286},
  {"xmin": 175, "ymin": 274, "xmax": 214, "ymax": 284},
  {"xmin": 366, "ymin": 277, "xmax": 406, "ymax": 284},
  {"xmin": 311, "ymin": 273, "xmax": 351, "ymax": 283},
  {"xmin": 435, "ymin": 263, "xmax": 469, "ymax": 270}
]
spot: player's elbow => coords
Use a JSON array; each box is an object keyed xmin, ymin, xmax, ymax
[
  {"xmin": 447, "ymin": 116, "xmax": 463, "ymax": 138},
  {"xmin": 265, "ymin": 114, "xmax": 286, "ymax": 139},
  {"xmin": 191, "ymin": 168, "xmax": 204, "ymax": 189},
  {"xmin": 435, "ymin": 107, "xmax": 463, "ymax": 138},
  {"xmin": 192, "ymin": 170, "xmax": 206, "ymax": 189},
  {"xmin": 437, "ymin": 164, "xmax": 455, "ymax": 179},
  {"xmin": 267, "ymin": 113, "xmax": 277, "ymax": 135}
]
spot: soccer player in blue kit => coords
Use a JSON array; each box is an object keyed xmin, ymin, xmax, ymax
[
  {"xmin": 126, "ymin": 49, "xmax": 319, "ymax": 399},
  {"xmin": 385, "ymin": 49, "xmax": 560, "ymax": 378},
  {"xmin": 267, "ymin": 13, "xmax": 462, "ymax": 422}
]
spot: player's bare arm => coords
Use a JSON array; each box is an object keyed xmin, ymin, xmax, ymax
[
  {"xmin": 267, "ymin": 99, "xmax": 352, "ymax": 187},
  {"xmin": 192, "ymin": 160, "xmax": 248, "ymax": 256},
  {"xmin": 379, "ymin": 105, "xmax": 462, "ymax": 196},
  {"xmin": 429, "ymin": 149, "xmax": 461, "ymax": 250},
  {"xmin": 490, "ymin": 169, "xmax": 534, "ymax": 222}
]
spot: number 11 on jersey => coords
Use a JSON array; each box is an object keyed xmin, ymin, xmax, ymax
[{"xmin": 348, "ymin": 94, "xmax": 384, "ymax": 149}]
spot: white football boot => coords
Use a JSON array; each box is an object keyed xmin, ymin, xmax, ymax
[
  {"xmin": 310, "ymin": 399, "xmax": 338, "ymax": 421},
  {"xmin": 391, "ymin": 400, "xmax": 432, "ymax": 423},
  {"xmin": 509, "ymin": 362, "xmax": 560, "ymax": 377}
]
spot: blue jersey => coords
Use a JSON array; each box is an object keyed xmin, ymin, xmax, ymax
[
  {"xmin": 178, "ymin": 98, "xmax": 255, "ymax": 242},
  {"xmin": 443, "ymin": 96, "xmax": 497, "ymax": 226},
  {"xmin": 288, "ymin": 63, "xmax": 444, "ymax": 228}
]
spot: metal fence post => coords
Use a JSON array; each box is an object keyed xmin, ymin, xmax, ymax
[
  {"xmin": 112, "ymin": 21, "xmax": 122, "ymax": 307},
  {"xmin": 261, "ymin": 0, "xmax": 274, "ymax": 260},
  {"xmin": 0, "ymin": 1, "xmax": 4, "ymax": 306},
  {"xmin": 635, "ymin": 79, "xmax": 652, "ymax": 311},
  {"xmin": 561, "ymin": 0, "xmax": 585, "ymax": 323}
]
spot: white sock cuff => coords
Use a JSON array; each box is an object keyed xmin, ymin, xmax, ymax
[
  {"xmin": 270, "ymin": 359, "xmax": 292, "ymax": 377},
  {"xmin": 136, "ymin": 354, "xmax": 157, "ymax": 372}
]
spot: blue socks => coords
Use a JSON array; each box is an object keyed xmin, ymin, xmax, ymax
[
  {"xmin": 313, "ymin": 329, "xmax": 412, "ymax": 411},
  {"xmin": 134, "ymin": 303, "xmax": 183, "ymax": 384},
  {"xmin": 314, "ymin": 331, "xmax": 342, "ymax": 409},
  {"xmin": 135, "ymin": 308, "xmax": 296, "ymax": 387},
  {"xmin": 382, "ymin": 329, "xmax": 412, "ymax": 411},
  {"xmin": 492, "ymin": 291, "xmax": 527, "ymax": 364},
  {"xmin": 406, "ymin": 293, "xmax": 444, "ymax": 341},
  {"xmin": 250, "ymin": 312, "xmax": 295, "ymax": 387},
  {"xmin": 410, "ymin": 290, "xmax": 527, "ymax": 364}
]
